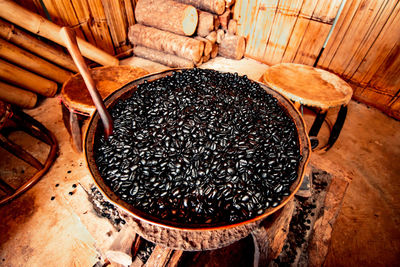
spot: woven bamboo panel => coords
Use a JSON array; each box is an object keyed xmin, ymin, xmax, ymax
[{"xmin": 36, "ymin": 0, "xmax": 137, "ymax": 56}]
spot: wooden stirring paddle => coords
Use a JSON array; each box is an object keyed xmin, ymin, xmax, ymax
[{"xmin": 60, "ymin": 27, "xmax": 113, "ymax": 138}]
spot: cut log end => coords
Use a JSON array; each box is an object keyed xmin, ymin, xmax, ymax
[
  {"xmin": 219, "ymin": 34, "xmax": 245, "ymax": 60},
  {"xmin": 211, "ymin": 43, "xmax": 218, "ymax": 58},
  {"xmin": 195, "ymin": 36, "xmax": 212, "ymax": 56},
  {"xmin": 228, "ymin": 19, "xmax": 237, "ymax": 35},
  {"xmin": 183, "ymin": 7, "xmax": 198, "ymax": 36},
  {"xmin": 197, "ymin": 11, "xmax": 215, "ymax": 37},
  {"xmin": 206, "ymin": 31, "xmax": 217, "ymax": 44},
  {"xmin": 219, "ymin": 9, "xmax": 231, "ymax": 30},
  {"xmin": 213, "ymin": 0, "xmax": 226, "ymax": 15},
  {"xmin": 216, "ymin": 29, "xmax": 225, "ymax": 44}
]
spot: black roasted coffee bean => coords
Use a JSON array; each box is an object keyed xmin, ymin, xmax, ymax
[{"xmin": 94, "ymin": 68, "xmax": 301, "ymax": 226}]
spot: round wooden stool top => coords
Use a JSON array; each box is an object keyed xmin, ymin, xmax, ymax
[
  {"xmin": 61, "ymin": 65, "xmax": 149, "ymax": 114},
  {"xmin": 263, "ymin": 63, "xmax": 353, "ymax": 109}
]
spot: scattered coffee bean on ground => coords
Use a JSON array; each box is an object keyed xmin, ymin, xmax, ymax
[{"xmin": 94, "ymin": 68, "xmax": 301, "ymax": 226}]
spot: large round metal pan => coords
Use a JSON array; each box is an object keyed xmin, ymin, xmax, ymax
[{"xmin": 84, "ymin": 69, "xmax": 311, "ymax": 250}]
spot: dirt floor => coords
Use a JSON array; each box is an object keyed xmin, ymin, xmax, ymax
[{"xmin": 0, "ymin": 57, "xmax": 399, "ymax": 266}]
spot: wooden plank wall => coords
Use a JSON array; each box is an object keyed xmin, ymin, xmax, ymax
[
  {"xmin": 233, "ymin": 0, "xmax": 342, "ymax": 65},
  {"xmin": 16, "ymin": 0, "xmax": 138, "ymax": 56},
  {"xmin": 233, "ymin": 0, "xmax": 400, "ymax": 119},
  {"xmin": 317, "ymin": 0, "xmax": 400, "ymax": 119}
]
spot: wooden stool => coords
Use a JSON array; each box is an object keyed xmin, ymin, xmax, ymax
[
  {"xmin": 262, "ymin": 63, "xmax": 353, "ymax": 151},
  {"xmin": 0, "ymin": 101, "xmax": 58, "ymax": 205},
  {"xmin": 60, "ymin": 65, "xmax": 149, "ymax": 152}
]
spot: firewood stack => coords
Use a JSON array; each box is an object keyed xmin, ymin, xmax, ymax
[{"xmin": 128, "ymin": 0, "xmax": 245, "ymax": 68}]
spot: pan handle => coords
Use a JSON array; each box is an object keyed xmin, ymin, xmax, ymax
[{"xmin": 60, "ymin": 27, "xmax": 113, "ymax": 139}]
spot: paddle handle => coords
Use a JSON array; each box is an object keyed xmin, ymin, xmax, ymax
[{"xmin": 60, "ymin": 27, "xmax": 113, "ymax": 138}]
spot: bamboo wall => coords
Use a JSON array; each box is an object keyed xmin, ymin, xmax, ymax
[{"xmin": 233, "ymin": 0, "xmax": 400, "ymax": 119}]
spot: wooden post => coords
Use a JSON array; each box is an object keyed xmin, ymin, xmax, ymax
[
  {"xmin": 0, "ymin": 38, "xmax": 72, "ymax": 83},
  {"xmin": 135, "ymin": 0, "xmax": 198, "ymax": 36},
  {"xmin": 0, "ymin": 59, "xmax": 57, "ymax": 97},
  {"xmin": 0, "ymin": 0, "xmax": 119, "ymax": 66},
  {"xmin": 0, "ymin": 19, "xmax": 78, "ymax": 72},
  {"xmin": 0, "ymin": 81, "xmax": 37, "ymax": 108}
]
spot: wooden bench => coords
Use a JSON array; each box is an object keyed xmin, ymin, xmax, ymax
[{"xmin": 262, "ymin": 63, "xmax": 353, "ymax": 151}]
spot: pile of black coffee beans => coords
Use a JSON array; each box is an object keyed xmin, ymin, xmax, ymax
[{"xmin": 94, "ymin": 68, "xmax": 301, "ymax": 225}]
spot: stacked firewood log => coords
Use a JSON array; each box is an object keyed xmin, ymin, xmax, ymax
[{"xmin": 128, "ymin": 0, "xmax": 245, "ymax": 68}]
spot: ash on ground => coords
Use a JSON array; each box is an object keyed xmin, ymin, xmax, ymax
[
  {"xmin": 273, "ymin": 169, "xmax": 331, "ymax": 266},
  {"xmin": 88, "ymin": 185, "xmax": 126, "ymax": 228},
  {"xmin": 136, "ymin": 238, "xmax": 156, "ymax": 263}
]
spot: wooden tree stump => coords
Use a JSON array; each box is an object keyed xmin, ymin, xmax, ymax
[
  {"xmin": 135, "ymin": 0, "xmax": 198, "ymax": 36},
  {"xmin": 252, "ymin": 199, "xmax": 295, "ymax": 266},
  {"xmin": 128, "ymin": 24, "xmax": 204, "ymax": 63},
  {"xmin": 218, "ymin": 34, "xmax": 245, "ymax": 59}
]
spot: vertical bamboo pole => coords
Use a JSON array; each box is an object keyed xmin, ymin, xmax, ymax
[
  {"xmin": 101, "ymin": 0, "xmax": 130, "ymax": 54},
  {"xmin": 87, "ymin": 0, "xmax": 116, "ymax": 55}
]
